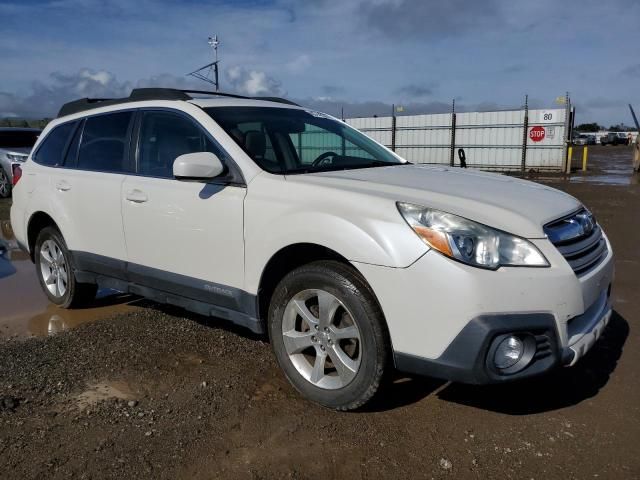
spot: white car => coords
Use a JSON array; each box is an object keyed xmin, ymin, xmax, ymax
[
  {"xmin": 0, "ymin": 127, "xmax": 41, "ymax": 198},
  {"xmin": 10, "ymin": 89, "xmax": 614, "ymax": 410}
]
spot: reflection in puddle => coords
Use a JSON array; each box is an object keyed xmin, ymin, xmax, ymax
[
  {"xmin": 570, "ymin": 174, "xmax": 638, "ymax": 186},
  {"xmin": 1, "ymin": 219, "xmax": 140, "ymax": 338},
  {"xmin": 24, "ymin": 293, "xmax": 141, "ymax": 337},
  {"xmin": 521, "ymin": 146, "xmax": 639, "ymax": 186}
]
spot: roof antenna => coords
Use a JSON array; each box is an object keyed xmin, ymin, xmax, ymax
[{"xmin": 187, "ymin": 35, "xmax": 220, "ymax": 91}]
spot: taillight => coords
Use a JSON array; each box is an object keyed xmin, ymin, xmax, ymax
[{"xmin": 11, "ymin": 164, "xmax": 22, "ymax": 186}]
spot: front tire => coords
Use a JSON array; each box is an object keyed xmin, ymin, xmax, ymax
[
  {"xmin": 34, "ymin": 227, "xmax": 97, "ymax": 308},
  {"xmin": 268, "ymin": 261, "xmax": 390, "ymax": 410}
]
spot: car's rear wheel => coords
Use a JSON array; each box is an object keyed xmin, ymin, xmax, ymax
[
  {"xmin": 268, "ymin": 260, "xmax": 390, "ymax": 410},
  {"xmin": 34, "ymin": 227, "xmax": 97, "ymax": 308},
  {"xmin": 0, "ymin": 168, "xmax": 11, "ymax": 198}
]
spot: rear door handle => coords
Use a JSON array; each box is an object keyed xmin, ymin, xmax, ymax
[
  {"xmin": 55, "ymin": 180, "xmax": 71, "ymax": 192},
  {"xmin": 125, "ymin": 189, "xmax": 148, "ymax": 203}
]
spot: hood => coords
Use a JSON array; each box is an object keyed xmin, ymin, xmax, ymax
[{"xmin": 289, "ymin": 164, "xmax": 581, "ymax": 238}]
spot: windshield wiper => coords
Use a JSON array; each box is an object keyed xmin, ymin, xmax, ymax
[{"xmin": 285, "ymin": 161, "xmax": 409, "ymax": 175}]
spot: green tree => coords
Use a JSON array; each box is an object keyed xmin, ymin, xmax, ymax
[
  {"xmin": 575, "ymin": 122, "xmax": 602, "ymax": 132},
  {"xmin": 608, "ymin": 123, "xmax": 637, "ymax": 131}
]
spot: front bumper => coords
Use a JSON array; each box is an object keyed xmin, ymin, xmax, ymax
[
  {"xmin": 353, "ymin": 234, "xmax": 614, "ymax": 384},
  {"xmin": 563, "ymin": 288, "xmax": 612, "ymax": 366},
  {"xmin": 394, "ymin": 291, "xmax": 611, "ymax": 384}
]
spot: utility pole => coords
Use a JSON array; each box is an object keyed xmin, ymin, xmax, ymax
[
  {"xmin": 450, "ymin": 98, "xmax": 457, "ymax": 167},
  {"xmin": 521, "ymin": 94, "xmax": 529, "ymax": 173},
  {"xmin": 187, "ymin": 35, "xmax": 221, "ymax": 91},
  {"xmin": 563, "ymin": 91, "xmax": 572, "ymax": 174},
  {"xmin": 391, "ymin": 104, "xmax": 396, "ymax": 152}
]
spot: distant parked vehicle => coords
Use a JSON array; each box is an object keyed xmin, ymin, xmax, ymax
[
  {"xmin": 0, "ymin": 128, "xmax": 41, "ymax": 198},
  {"xmin": 600, "ymin": 132, "xmax": 629, "ymax": 146},
  {"xmin": 571, "ymin": 134, "xmax": 589, "ymax": 146}
]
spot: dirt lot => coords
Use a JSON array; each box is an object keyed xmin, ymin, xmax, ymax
[{"xmin": 0, "ymin": 145, "xmax": 639, "ymax": 479}]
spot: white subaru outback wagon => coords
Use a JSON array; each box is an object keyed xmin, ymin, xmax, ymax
[{"xmin": 11, "ymin": 89, "xmax": 614, "ymax": 410}]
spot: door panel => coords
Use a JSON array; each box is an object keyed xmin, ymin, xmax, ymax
[
  {"xmin": 61, "ymin": 170, "xmax": 127, "ymax": 263},
  {"xmin": 122, "ymin": 176, "xmax": 246, "ymax": 290},
  {"xmin": 61, "ymin": 112, "xmax": 133, "ymax": 266},
  {"xmin": 36, "ymin": 115, "xmax": 130, "ymax": 268},
  {"xmin": 121, "ymin": 110, "xmax": 246, "ymax": 303}
]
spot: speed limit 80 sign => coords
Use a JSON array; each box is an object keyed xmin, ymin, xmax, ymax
[{"xmin": 540, "ymin": 111, "xmax": 554, "ymax": 122}]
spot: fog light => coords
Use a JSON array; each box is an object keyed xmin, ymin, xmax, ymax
[{"xmin": 494, "ymin": 335, "xmax": 523, "ymax": 369}]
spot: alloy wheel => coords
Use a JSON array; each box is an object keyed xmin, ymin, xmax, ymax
[
  {"xmin": 39, "ymin": 239, "xmax": 69, "ymax": 298},
  {"xmin": 0, "ymin": 170, "xmax": 10, "ymax": 197},
  {"xmin": 282, "ymin": 289, "xmax": 362, "ymax": 390}
]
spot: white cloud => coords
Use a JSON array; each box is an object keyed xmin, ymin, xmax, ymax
[
  {"xmin": 225, "ymin": 66, "xmax": 285, "ymax": 96},
  {"xmin": 0, "ymin": 66, "xmax": 286, "ymax": 118},
  {"xmin": 0, "ymin": 69, "xmax": 132, "ymax": 118}
]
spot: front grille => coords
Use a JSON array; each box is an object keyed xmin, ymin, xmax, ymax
[{"xmin": 544, "ymin": 209, "xmax": 607, "ymax": 276}]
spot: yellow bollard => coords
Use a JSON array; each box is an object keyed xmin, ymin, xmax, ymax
[
  {"xmin": 582, "ymin": 147, "xmax": 588, "ymax": 172},
  {"xmin": 568, "ymin": 146, "xmax": 573, "ymax": 169}
]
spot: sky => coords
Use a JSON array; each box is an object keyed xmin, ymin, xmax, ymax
[{"xmin": 0, "ymin": 0, "xmax": 638, "ymax": 126}]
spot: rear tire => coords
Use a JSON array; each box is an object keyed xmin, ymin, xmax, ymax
[
  {"xmin": 268, "ymin": 260, "xmax": 390, "ymax": 410},
  {"xmin": 0, "ymin": 168, "xmax": 11, "ymax": 198},
  {"xmin": 34, "ymin": 227, "xmax": 97, "ymax": 308}
]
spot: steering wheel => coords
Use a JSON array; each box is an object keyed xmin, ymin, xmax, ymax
[{"xmin": 311, "ymin": 151, "xmax": 339, "ymax": 167}]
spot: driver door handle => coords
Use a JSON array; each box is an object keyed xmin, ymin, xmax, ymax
[
  {"xmin": 55, "ymin": 180, "xmax": 71, "ymax": 192},
  {"xmin": 125, "ymin": 189, "xmax": 148, "ymax": 203}
]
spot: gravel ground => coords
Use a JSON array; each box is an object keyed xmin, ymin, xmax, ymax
[
  {"xmin": 0, "ymin": 199, "xmax": 10, "ymax": 223},
  {"xmin": 0, "ymin": 147, "xmax": 639, "ymax": 479}
]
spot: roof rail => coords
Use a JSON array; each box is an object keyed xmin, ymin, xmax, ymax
[
  {"xmin": 177, "ymin": 89, "xmax": 250, "ymax": 100},
  {"xmin": 253, "ymin": 96, "xmax": 300, "ymax": 106},
  {"xmin": 175, "ymin": 90, "xmax": 300, "ymax": 106},
  {"xmin": 57, "ymin": 88, "xmax": 300, "ymax": 118}
]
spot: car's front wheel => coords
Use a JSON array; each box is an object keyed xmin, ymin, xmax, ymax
[
  {"xmin": 268, "ymin": 261, "xmax": 390, "ymax": 410},
  {"xmin": 34, "ymin": 227, "xmax": 97, "ymax": 308}
]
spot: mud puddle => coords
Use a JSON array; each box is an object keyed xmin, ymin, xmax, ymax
[
  {"xmin": 0, "ymin": 219, "xmax": 140, "ymax": 338},
  {"xmin": 75, "ymin": 380, "xmax": 137, "ymax": 410},
  {"xmin": 569, "ymin": 145, "xmax": 639, "ymax": 185}
]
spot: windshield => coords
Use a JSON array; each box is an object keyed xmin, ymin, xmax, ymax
[
  {"xmin": 205, "ymin": 107, "xmax": 405, "ymax": 174},
  {"xmin": 0, "ymin": 130, "xmax": 41, "ymax": 149}
]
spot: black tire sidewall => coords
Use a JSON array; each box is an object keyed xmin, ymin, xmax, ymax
[
  {"xmin": 268, "ymin": 261, "xmax": 389, "ymax": 410},
  {"xmin": 0, "ymin": 168, "xmax": 11, "ymax": 198},
  {"xmin": 34, "ymin": 227, "xmax": 78, "ymax": 308}
]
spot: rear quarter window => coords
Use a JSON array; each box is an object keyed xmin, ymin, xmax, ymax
[{"xmin": 33, "ymin": 122, "xmax": 77, "ymax": 167}]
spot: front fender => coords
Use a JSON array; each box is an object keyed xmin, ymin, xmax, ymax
[{"xmin": 243, "ymin": 174, "xmax": 427, "ymax": 294}]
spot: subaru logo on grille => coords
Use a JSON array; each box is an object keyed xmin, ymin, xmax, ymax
[{"xmin": 566, "ymin": 211, "xmax": 595, "ymax": 237}]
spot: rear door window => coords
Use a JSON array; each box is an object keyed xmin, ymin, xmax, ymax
[
  {"xmin": 33, "ymin": 122, "xmax": 77, "ymax": 167},
  {"xmin": 77, "ymin": 111, "xmax": 134, "ymax": 173}
]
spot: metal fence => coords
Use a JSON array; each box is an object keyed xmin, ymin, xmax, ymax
[{"xmin": 345, "ymin": 105, "xmax": 571, "ymax": 172}]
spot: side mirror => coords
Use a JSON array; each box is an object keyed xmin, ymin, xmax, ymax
[{"xmin": 173, "ymin": 152, "xmax": 224, "ymax": 180}]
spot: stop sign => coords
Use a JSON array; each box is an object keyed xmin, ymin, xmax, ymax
[{"xmin": 529, "ymin": 126, "xmax": 546, "ymax": 142}]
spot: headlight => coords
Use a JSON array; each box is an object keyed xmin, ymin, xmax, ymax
[
  {"xmin": 397, "ymin": 202, "xmax": 549, "ymax": 269},
  {"xmin": 6, "ymin": 154, "xmax": 28, "ymax": 162}
]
